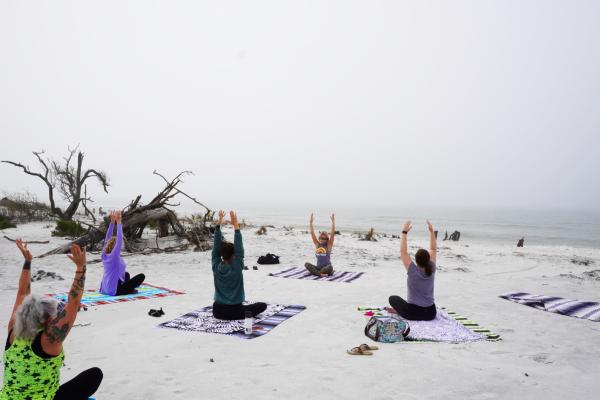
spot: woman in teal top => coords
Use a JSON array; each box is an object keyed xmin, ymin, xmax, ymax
[
  {"xmin": 211, "ymin": 210, "xmax": 267, "ymax": 320},
  {"xmin": 1, "ymin": 239, "xmax": 102, "ymax": 400}
]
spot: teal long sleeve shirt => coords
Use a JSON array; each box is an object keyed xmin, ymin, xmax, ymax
[{"xmin": 211, "ymin": 226, "xmax": 245, "ymax": 304}]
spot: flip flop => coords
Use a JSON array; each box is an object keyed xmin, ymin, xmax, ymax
[
  {"xmin": 347, "ymin": 347, "xmax": 373, "ymax": 356},
  {"xmin": 359, "ymin": 343, "xmax": 379, "ymax": 351}
]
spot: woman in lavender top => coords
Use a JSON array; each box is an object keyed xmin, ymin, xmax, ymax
[
  {"xmin": 389, "ymin": 220, "xmax": 437, "ymax": 321},
  {"xmin": 305, "ymin": 213, "xmax": 335, "ymax": 277},
  {"xmin": 100, "ymin": 210, "xmax": 145, "ymax": 296}
]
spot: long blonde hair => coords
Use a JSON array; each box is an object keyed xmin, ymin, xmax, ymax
[{"xmin": 104, "ymin": 237, "xmax": 116, "ymax": 254}]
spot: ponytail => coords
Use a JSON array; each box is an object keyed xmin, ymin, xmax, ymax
[
  {"xmin": 424, "ymin": 263, "xmax": 432, "ymax": 277},
  {"xmin": 415, "ymin": 249, "xmax": 432, "ymax": 276}
]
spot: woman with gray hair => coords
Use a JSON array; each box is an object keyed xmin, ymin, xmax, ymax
[{"xmin": 0, "ymin": 239, "xmax": 103, "ymax": 400}]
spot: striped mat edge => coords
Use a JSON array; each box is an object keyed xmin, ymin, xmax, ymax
[{"xmin": 440, "ymin": 307, "xmax": 502, "ymax": 342}]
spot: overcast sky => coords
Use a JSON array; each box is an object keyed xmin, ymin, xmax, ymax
[{"xmin": 0, "ymin": 1, "xmax": 599, "ymax": 212}]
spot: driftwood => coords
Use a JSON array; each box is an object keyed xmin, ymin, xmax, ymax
[
  {"xmin": 38, "ymin": 171, "xmax": 212, "ymax": 258},
  {"xmin": 3, "ymin": 235, "xmax": 50, "ymax": 244}
]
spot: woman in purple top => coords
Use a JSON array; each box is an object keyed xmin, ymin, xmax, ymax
[
  {"xmin": 389, "ymin": 220, "xmax": 437, "ymax": 321},
  {"xmin": 305, "ymin": 213, "xmax": 335, "ymax": 277},
  {"xmin": 100, "ymin": 210, "xmax": 145, "ymax": 296}
]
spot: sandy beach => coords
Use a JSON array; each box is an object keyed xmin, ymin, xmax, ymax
[{"xmin": 1, "ymin": 221, "xmax": 599, "ymax": 399}]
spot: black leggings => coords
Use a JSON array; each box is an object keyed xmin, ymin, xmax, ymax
[
  {"xmin": 116, "ymin": 272, "xmax": 145, "ymax": 296},
  {"xmin": 304, "ymin": 262, "xmax": 333, "ymax": 276},
  {"xmin": 389, "ymin": 295, "xmax": 437, "ymax": 321},
  {"xmin": 54, "ymin": 367, "xmax": 103, "ymax": 400},
  {"xmin": 212, "ymin": 302, "xmax": 268, "ymax": 320}
]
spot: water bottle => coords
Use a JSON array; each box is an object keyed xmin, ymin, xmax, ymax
[{"xmin": 244, "ymin": 311, "xmax": 253, "ymax": 335}]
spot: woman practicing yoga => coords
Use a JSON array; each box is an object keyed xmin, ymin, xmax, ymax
[
  {"xmin": 305, "ymin": 213, "xmax": 335, "ymax": 277},
  {"xmin": 389, "ymin": 220, "xmax": 437, "ymax": 321},
  {"xmin": 212, "ymin": 210, "xmax": 267, "ymax": 320},
  {"xmin": 100, "ymin": 210, "xmax": 145, "ymax": 296},
  {"xmin": 1, "ymin": 240, "xmax": 103, "ymax": 400}
]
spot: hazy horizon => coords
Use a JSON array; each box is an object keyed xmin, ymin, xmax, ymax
[{"xmin": 1, "ymin": 1, "xmax": 599, "ymax": 211}]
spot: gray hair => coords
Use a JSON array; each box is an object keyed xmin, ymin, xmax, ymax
[{"xmin": 13, "ymin": 294, "xmax": 59, "ymax": 341}]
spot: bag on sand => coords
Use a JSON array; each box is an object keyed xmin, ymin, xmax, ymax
[
  {"xmin": 257, "ymin": 253, "xmax": 280, "ymax": 265},
  {"xmin": 364, "ymin": 315, "xmax": 410, "ymax": 343}
]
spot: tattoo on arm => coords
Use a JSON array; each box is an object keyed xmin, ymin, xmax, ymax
[
  {"xmin": 69, "ymin": 268, "xmax": 86, "ymax": 300},
  {"xmin": 46, "ymin": 308, "xmax": 68, "ymax": 343}
]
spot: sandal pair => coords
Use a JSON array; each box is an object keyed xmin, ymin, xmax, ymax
[{"xmin": 347, "ymin": 343, "xmax": 380, "ymax": 356}]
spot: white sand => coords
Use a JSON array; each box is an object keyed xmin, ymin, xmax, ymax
[{"xmin": 1, "ymin": 222, "xmax": 600, "ymax": 399}]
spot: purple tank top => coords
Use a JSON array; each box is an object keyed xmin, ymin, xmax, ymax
[
  {"xmin": 407, "ymin": 261, "xmax": 436, "ymax": 307},
  {"xmin": 315, "ymin": 245, "xmax": 331, "ymax": 268}
]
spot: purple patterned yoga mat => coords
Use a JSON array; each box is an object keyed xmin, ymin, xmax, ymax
[
  {"xmin": 230, "ymin": 305, "xmax": 306, "ymax": 339},
  {"xmin": 159, "ymin": 304, "xmax": 306, "ymax": 339},
  {"xmin": 500, "ymin": 292, "xmax": 600, "ymax": 322},
  {"xmin": 269, "ymin": 267, "xmax": 364, "ymax": 283},
  {"xmin": 404, "ymin": 309, "xmax": 486, "ymax": 342}
]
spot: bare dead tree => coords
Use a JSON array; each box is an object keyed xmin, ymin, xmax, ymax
[
  {"xmin": 2, "ymin": 147, "xmax": 109, "ymax": 221},
  {"xmin": 39, "ymin": 170, "xmax": 212, "ymax": 257}
]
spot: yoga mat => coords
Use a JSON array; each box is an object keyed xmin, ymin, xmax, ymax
[
  {"xmin": 159, "ymin": 304, "xmax": 306, "ymax": 339},
  {"xmin": 358, "ymin": 306, "xmax": 501, "ymax": 342},
  {"xmin": 269, "ymin": 267, "xmax": 364, "ymax": 283},
  {"xmin": 50, "ymin": 283, "xmax": 184, "ymax": 307},
  {"xmin": 500, "ymin": 292, "xmax": 600, "ymax": 322}
]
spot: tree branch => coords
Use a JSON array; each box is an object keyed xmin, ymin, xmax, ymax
[{"xmin": 152, "ymin": 170, "xmax": 210, "ymax": 212}]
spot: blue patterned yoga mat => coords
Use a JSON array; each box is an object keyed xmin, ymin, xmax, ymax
[{"xmin": 50, "ymin": 283, "xmax": 184, "ymax": 307}]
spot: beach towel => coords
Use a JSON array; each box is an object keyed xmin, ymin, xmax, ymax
[
  {"xmin": 500, "ymin": 292, "xmax": 600, "ymax": 322},
  {"xmin": 269, "ymin": 267, "xmax": 364, "ymax": 283},
  {"xmin": 50, "ymin": 283, "xmax": 184, "ymax": 307},
  {"xmin": 358, "ymin": 307, "xmax": 500, "ymax": 342},
  {"xmin": 159, "ymin": 303, "xmax": 306, "ymax": 339}
]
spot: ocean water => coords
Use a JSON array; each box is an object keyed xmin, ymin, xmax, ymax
[
  {"xmin": 97, "ymin": 202, "xmax": 600, "ymax": 249},
  {"xmin": 227, "ymin": 205, "xmax": 600, "ymax": 249}
]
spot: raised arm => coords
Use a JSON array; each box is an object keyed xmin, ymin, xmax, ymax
[
  {"xmin": 102, "ymin": 211, "xmax": 116, "ymax": 250},
  {"xmin": 212, "ymin": 210, "xmax": 225, "ymax": 267},
  {"xmin": 42, "ymin": 244, "xmax": 87, "ymax": 356},
  {"xmin": 328, "ymin": 213, "xmax": 336, "ymax": 251},
  {"xmin": 309, "ymin": 213, "xmax": 319, "ymax": 246},
  {"xmin": 400, "ymin": 220, "xmax": 412, "ymax": 270},
  {"xmin": 427, "ymin": 220, "xmax": 437, "ymax": 263},
  {"xmin": 8, "ymin": 239, "xmax": 33, "ymax": 333},
  {"xmin": 231, "ymin": 211, "xmax": 244, "ymax": 261},
  {"xmin": 111, "ymin": 213, "xmax": 124, "ymax": 257}
]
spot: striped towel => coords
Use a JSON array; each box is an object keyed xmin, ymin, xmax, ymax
[
  {"xmin": 269, "ymin": 267, "xmax": 364, "ymax": 283},
  {"xmin": 50, "ymin": 283, "xmax": 184, "ymax": 307},
  {"xmin": 158, "ymin": 303, "xmax": 286, "ymax": 334},
  {"xmin": 229, "ymin": 305, "xmax": 306, "ymax": 339},
  {"xmin": 159, "ymin": 304, "xmax": 306, "ymax": 339},
  {"xmin": 500, "ymin": 292, "xmax": 600, "ymax": 322},
  {"xmin": 358, "ymin": 306, "xmax": 501, "ymax": 342}
]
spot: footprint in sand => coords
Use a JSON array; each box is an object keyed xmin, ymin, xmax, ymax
[{"xmin": 529, "ymin": 353, "xmax": 553, "ymax": 364}]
